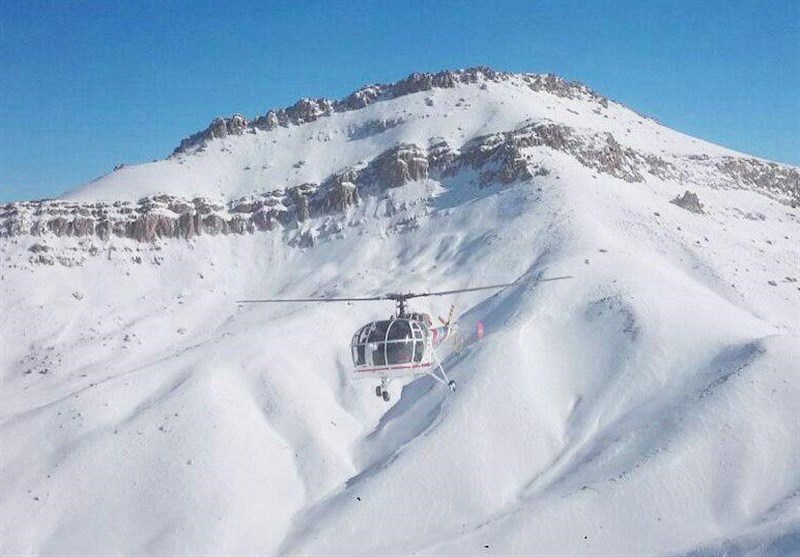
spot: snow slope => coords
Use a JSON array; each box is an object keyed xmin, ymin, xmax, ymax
[{"xmin": 1, "ymin": 69, "xmax": 799, "ymax": 555}]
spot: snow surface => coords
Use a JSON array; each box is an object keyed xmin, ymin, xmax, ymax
[{"xmin": 2, "ymin": 75, "xmax": 799, "ymax": 556}]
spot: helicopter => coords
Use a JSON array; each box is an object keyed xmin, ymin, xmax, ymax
[{"xmin": 237, "ymin": 275, "xmax": 571, "ymax": 402}]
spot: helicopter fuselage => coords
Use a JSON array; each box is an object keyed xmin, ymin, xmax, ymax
[{"xmin": 350, "ymin": 315, "xmax": 450, "ymax": 379}]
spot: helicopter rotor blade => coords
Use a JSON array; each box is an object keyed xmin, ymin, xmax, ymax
[
  {"xmin": 236, "ymin": 295, "xmax": 388, "ymax": 304},
  {"xmin": 402, "ymin": 283, "xmax": 514, "ymax": 299},
  {"xmin": 236, "ymin": 275, "xmax": 573, "ymax": 305},
  {"xmin": 402, "ymin": 275, "xmax": 572, "ymax": 299}
]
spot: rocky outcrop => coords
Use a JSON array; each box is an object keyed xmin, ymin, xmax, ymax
[
  {"xmin": 175, "ymin": 114, "xmax": 248, "ymax": 153},
  {"xmin": 288, "ymin": 183, "xmax": 317, "ymax": 222},
  {"xmin": 0, "ymin": 193, "xmax": 299, "ymax": 243},
  {"xmin": 388, "ymin": 67, "xmax": 501, "ymax": 96},
  {"xmin": 671, "ymin": 190, "xmax": 705, "ymax": 214},
  {"xmin": 346, "ymin": 118, "xmax": 405, "ymax": 141},
  {"xmin": 421, "ymin": 121, "xmax": 798, "ymax": 204},
  {"xmin": 508, "ymin": 123, "xmax": 647, "ymax": 182},
  {"xmin": 0, "ymin": 161, "xmax": 382, "ymax": 245},
  {"xmin": 458, "ymin": 135, "xmax": 535, "ymax": 186},
  {"xmin": 364, "ymin": 144, "xmax": 429, "ymax": 188},
  {"xmin": 172, "ymin": 67, "xmax": 616, "ymax": 154},
  {"xmin": 0, "ymin": 139, "xmax": 458, "ymax": 245},
  {"xmin": 712, "ymin": 157, "xmax": 800, "ymax": 207},
  {"xmin": 252, "ymin": 98, "xmax": 336, "ymax": 131},
  {"xmin": 520, "ymin": 73, "xmax": 609, "ymax": 107},
  {"xmin": 5, "ymin": 118, "xmax": 799, "ymax": 250},
  {"xmin": 455, "ymin": 122, "xmax": 645, "ymax": 185},
  {"xmin": 427, "ymin": 138, "xmax": 456, "ymax": 174},
  {"xmin": 318, "ymin": 170, "xmax": 359, "ymax": 213}
]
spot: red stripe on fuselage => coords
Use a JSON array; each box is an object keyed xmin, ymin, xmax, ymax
[{"xmin": 355, "ymin": 362, "xmax": 434, "ymax": 373}]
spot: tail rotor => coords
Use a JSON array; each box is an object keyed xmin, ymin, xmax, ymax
[{"xmin": 438, "ymin": 304, "xmax": 455, "ymax": 327}]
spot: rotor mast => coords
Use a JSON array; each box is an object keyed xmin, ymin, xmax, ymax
[{"xmin": 386, "ymin": 293, "xmax": 411, "ymax": 318}]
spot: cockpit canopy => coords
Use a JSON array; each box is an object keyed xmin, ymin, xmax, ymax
[{"xmin": 351, "ymin": 318, "xmax": 432, "ymax": 370}]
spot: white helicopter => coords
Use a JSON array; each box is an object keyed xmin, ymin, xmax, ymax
[{"xmin": 237, "ymin": 275, "xmax": 571, "ymax": 401}]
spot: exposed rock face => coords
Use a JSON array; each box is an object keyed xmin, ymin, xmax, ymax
[
  {"xmin": 319, "ymin": 170, "xmax": 359, "ymax": 213},
  {"xmin": 427, "ymin": 138, "xmax": 456, "ymax": 173},
  {"xmin": 389, "ymin": 67, "xmax": 500, "ymax": 96},
  {"xmin": 346, "ymin": 118, "xmax": 405, "ymax": 141},
  {"xmin": 520, "ymin": 73, "xmax": 609, "ymax": 107},
  {"xmin": 459, "ymin": 135, "xmax": 535, "ymax": 186},
  {"xmin": 509, "ymin": 123, "xmax": 645, "ymax": 182},
  {"xmin": 175, "ymin": 114, "xmax": 249, "ymax": 153},
  {"xmin": 712, "ymin": 157, "xmax": 800, "ymax": 207},
  {"xmin": 252, "ymin": 98, "xmax": 336, "ymax": 131},
  {"xmin": 457, "ymin": 122, "xmax": 648, "ymax": 185},
  {"xmin": 288, "ymin": 183, "xmax": 316, "ymax": 222},
  {"xmin": 28, "ymin": 243, "xmax": 50, "ymax": 253},
  {"xmin": 452, "ymin": 121, "xmax": 800, "ymax": 202},
  {"xmin": 0, "ymin": 138, "xmax": 481, "ymax": 245},
  {"xmin": 671, "ymin": 190, "xmax": 705, "ymax": 214},
  {"xmin": 365, "ymin": 144, "xmax": 429, "ymax": 188},
  {"xmin": 1, "ymin": 193, "xmax": 298, "ymax": 243}
]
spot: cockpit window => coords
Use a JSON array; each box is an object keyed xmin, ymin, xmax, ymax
[
  {"xmin": 413, "ymin": 341, "xmax": 425, "ymax": 362},
  {"xmin": 367, "ymin": 321, "xmax": 391, "ymax": 343},
  {"xmin": 371, "ymin": 342, "xmax": 386, "ymax": 366},
  {"xmin": 354, "ymin": 344, "xmax": 366, "ymax": 365},
  {"xmin": 387, "ymin": 320, "xmax": 412, "ymax": 341},
  {"xmin": 386, "ymin": 338, "xmax": 414, "ymax": 364}
]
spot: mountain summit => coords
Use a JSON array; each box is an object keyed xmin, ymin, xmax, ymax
[
  {"xmin": 1, "ymin": 67, "xmax": 797, "ymax": 246},
  {"xmin": 1, "ymin": 68, "xmax": 798, "ymax": 555}
]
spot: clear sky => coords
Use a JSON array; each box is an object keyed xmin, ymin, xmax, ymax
[{"xmin": 1, "ymin": 0, "xmax": 798, "ymax": 202}]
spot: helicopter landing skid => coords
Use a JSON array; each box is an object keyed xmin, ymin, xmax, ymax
[{"xmin": 374, "ymin": 363, "xmax": 455, "ymax": 403}]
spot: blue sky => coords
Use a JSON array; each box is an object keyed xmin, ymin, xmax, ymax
[{"xmin": 1, "ymin": 0, "xmax": 798, "ymax": 202}]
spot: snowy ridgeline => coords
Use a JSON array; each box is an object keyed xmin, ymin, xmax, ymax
[
  {"xmin": 1, "ymin": 68, "xmax": 799, "ymax": 555},
  {"xmin": 1, "ymin": 68, "xmax": 798, "ymax": 257}
]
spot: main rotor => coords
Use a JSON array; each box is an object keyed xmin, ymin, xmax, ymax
[
  {"xmin": 236, "ymin": 275, "xmax": 573, "ymax": 317},
  {"xmin": 383, "ymin": 293, "xmax": 415, "ymax": 318}
]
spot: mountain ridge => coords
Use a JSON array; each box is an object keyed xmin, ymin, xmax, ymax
[
  {"xmin": 171, "ymin": 67, "xmax": 616, "ymax": 155},
  {"xmin": 1, "ymin": 67, "xmax": 797, "ymax": 256}
]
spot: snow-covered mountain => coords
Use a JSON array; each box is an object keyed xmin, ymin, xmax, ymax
[{"xmin": 1, "ymin": 67, "xmax": 798, "ymax": 555}]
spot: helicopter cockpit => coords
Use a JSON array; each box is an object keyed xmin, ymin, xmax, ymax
[{"xmin": 351, "ymin": 318, "xmax": 432, "ymax": 372}]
